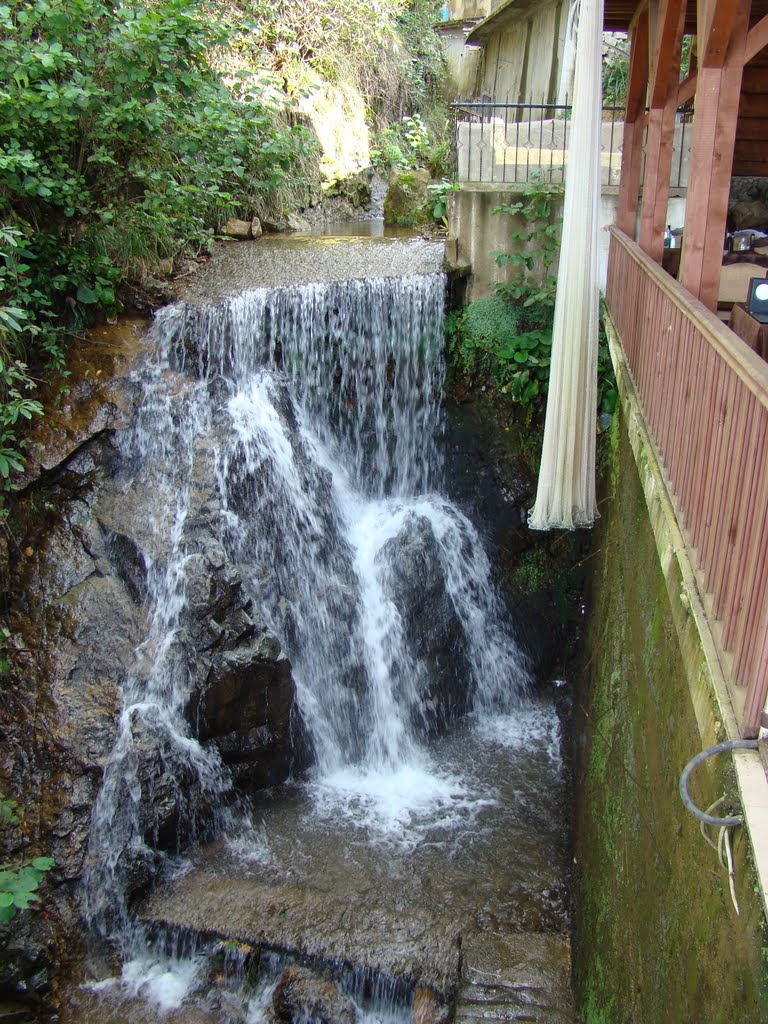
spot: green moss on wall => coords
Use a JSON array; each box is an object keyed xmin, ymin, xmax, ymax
[{"xmin": 574, "ymin": 410, "xmax": 768, "ymax": 1024}]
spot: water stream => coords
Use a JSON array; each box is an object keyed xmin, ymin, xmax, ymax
[{"xmin": 70, "ymin": 237, "xmax": 572, "ymax": 1024}]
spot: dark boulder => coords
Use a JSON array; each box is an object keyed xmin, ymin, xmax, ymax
[{"xmin": 380, "ymin": 514, "xmax": 472, "ymax": 733}]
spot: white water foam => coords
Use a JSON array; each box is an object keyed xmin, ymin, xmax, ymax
[
  {"xmin": 121, "ymin": 955, "xmax": 204, "ymax": 1012},
  {"xmin": 307, "ymin": 758, "xmax": 497, "ymax": 848},
  {"xmin": 83, "ymin": 952, "xmax": 204, "ymax": 1011},
  {"xmin": 474, "ymin": 701, "xmax": 564, "ymax": 768}
]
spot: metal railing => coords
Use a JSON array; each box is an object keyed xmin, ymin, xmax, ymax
[
  {"xmin": 605, "ymin": 227, "xmax": 768, "ymax": 737},
  {"xmin": 449, "ymin": 99, "xmax": 693, "ymax": 190}
]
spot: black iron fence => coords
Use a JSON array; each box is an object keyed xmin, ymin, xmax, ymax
[{"xmin": 449, "ymin": 99, "xmax": 692, "ymax": 190}]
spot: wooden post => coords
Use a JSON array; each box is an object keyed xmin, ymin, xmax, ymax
[
  {"xmin": 680, "ymin": 0, "xmax": 750, "ymax": 310},
  {"xmin": 637, "ymin": 0, "xmax": 687, "ymax": 261},
  {"xmin": 616, "ymin": 11, "xmax": 650, "ymax": 237}
]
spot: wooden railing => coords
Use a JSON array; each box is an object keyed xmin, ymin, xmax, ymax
[{"xmin": 605, "ymin": 227, "xmax": 768, "ymax": 737}]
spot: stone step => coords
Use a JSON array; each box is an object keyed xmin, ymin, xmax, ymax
[
  {"xmin": 456, "ymin": 932, "xmax": 577, "ymax": 1024},
  {"xmin": 139, "ymin": 844, "xmax": 462, "ymax": 996}
]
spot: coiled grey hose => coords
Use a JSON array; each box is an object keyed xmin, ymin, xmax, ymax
[{"xmin": 679, "ymin": 740, "xmax": 759, "ymax": 827}]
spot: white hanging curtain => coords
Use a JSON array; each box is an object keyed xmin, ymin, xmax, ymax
[{"xmin": 528, "ymin": 0, "xmax": 604, "ymax": 531}]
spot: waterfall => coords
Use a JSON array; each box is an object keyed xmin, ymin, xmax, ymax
[{"xmin": 81, "ymin": 267, "xmax": 530, "ymax": 946}]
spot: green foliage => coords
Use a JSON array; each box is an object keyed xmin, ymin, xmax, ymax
[
  {"xmin": 0, "ymin": 795, "xmax": 54, "ymax": 925},
  {"xmin": 0, "ymin": 228, "xmax": 45, "ymax": 489},
  {"xmin": 0, "ymin": 0, "xmax": 316, "ymax": 246},
  {"xmin": 0, "ymin": 0, "xmax": 449, "ymax": 499},
  {"xmin": 680, "ymin": 34, "xmax": 693, "ymax": 81},
  {"xmin": 492, "ymin": 179, "xmax": 564, "ymax": 308},
  {"xmin": 455, "ymin": 179, "xmax": 565, "ymax": 409},
  {"xmin": 247, "ymin": 0, "xmax": 447, "ymax": 124},
  {"xmin": 447, "ymin": 294, "xmax": 554, "ymax": 408},
  {"xmin": 602, "ymin": 37, "xmax": 630, "ymax": 107},
  {"xmin": 597, "ymin": 315, "xmax": 618, "ymax": 430},
  {"xmin": 372, "ymin": 108, "xmax": 451, "ymax": 178},
  {"xmin": 602, "ymin": 34, "xmax": 691, "ymax": 108},
  {"xmin": 426, "ymin": 177, "xmax": 459, "ymax": 226},
  {"xmin": 0, "ymin": 0, "xmax": 319, "ymax": 500},
  {"xmin": 510, "ymin": 545, "xmax": 554, "ymax": 594}
]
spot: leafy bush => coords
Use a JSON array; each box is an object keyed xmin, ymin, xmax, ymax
[
  {"xmin": 247, "ymin": 0, "xmax": 447, "ymax": 124},
  {"xmin": 0, "ymin": 0, "xmax": 316, "ymax": 251},
  {"xmin": 426, "ymin": 178, "xmax": 459, "ymax": 226},
  {"xmin": 0, "ymin": 0, "xmax": 320, "ymax": 490},
  {"xmin": 447, "ymin": 294, "xmax": 554, "ymax": 407},
  {"xmin": 372, "ymin": 109, "xmax": 451, "ymax": 178},
  {"xmin": 0, "ymin": 228, "xmax": 45, "ymax": 489},
  {"xmin": 0, "ymin": 796, "xmax": 54, "ymax": 924},
  {"xmin": 0, "ymin": 0, "xmax": 450, "ymax": 493},
  {"xmin": 597, "ymin": 312, "xmax": 618, "ymax": 429},
  {"xmin": 492, "ymin": 180, "xmax": 564, "ymax": 308},
  {"xmin": 602, "ymin": 37, "xmax": 630, "ymax": 107}
]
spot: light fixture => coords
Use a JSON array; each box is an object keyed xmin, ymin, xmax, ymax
[{"xmin": 746, "ymin": 277, "xmax": 768, "ymax": 323}]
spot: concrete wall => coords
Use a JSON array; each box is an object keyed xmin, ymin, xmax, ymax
[
  {"xmin": 574, "ymin": 399, "xmax": 768, "ymax": 1024},
  {"xmin": 446, "ymin": 0, "xmax": 492, "ymax": 19},
  {"xmin": 447, "ymin": 186, "xmax": 687, "ymax": 301},
  {"xmin": 446, "ymin": 186, "xmax": 547, "ymax": 302},
  {"xmin": 438, "ymin": 24, "xmax": 483, "ymax": 98},
  {"xmin": 477, "ymin": 0, "xmax": 568, "ymax": 103}
]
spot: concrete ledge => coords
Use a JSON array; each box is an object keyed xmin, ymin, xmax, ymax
[{"xmin": 604, "ymin": 309, "xmax": 768, "ymax": 921}]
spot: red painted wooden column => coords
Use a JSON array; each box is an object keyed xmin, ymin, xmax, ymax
[
  {"xmin": 616, "ymin": 10, "xmax": 650, "ymax": 237},
  {"xmin": 680, "ymin": 0, "xmax": 750, "ymax": 309},
  {"xmin": 638, "ymin": 0, "xmax": 687, "ymax": 261}
]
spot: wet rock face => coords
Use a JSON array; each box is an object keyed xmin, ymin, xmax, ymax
[
  {"xmin": 273, "ymin": 965, "xmax": 357, "ymax": 1024},
  {"xmin": 413, "ymin": 986, "xmax": 451, "ymax": 1024},
  {"xmin": 13, "ymin": 432, "xmax": 305, "ymax": 871},
  {"xmin": 1, "ymin": 329, "xmax": 309, "ymax": 987},
  {"xmin": 380, "ymin": 515, "xmax": 472, "ymax": 733}
]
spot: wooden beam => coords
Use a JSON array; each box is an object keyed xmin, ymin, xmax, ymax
[
  {"xmin": 639, "ymin": 0, "xmax": 687, "ymax": 260},
  {"xmin": 677, "ymin": 72, "xmax": 698, "ymax": 105},
  {"xmin": 680, "ymin": 0, "xmax": 750, "ymax": 310},
  {"xmin": 627, "ymin": 12, "xmax": 651, "ymax": 120},
  {"xmin": 702, "ymin": 0, "xmax": 743, "ymax": 67},
  {"xmin": 617, "ymin": 11, "xmax": 650, "ymax": 237},
  {"xmin": 745, "ymin": 12, "xmax": 768, "ymax": 64},
  {"xmin": 650, "ymin": 0, "xmax": 687, "ymax": 104},
  {"xmin": 733, "ymin": 138, "xmax": 768, "ymax": 158},
  {"xmin": 731, "ymin": 159, "xmax": 768, "ymax": 174},
  {"xmin": 735, "ymin": 116, "xmax": 768, "ymax": 139},
  {"xmin": 629, "ymin": 0, "xmax": 650, "ymax": 33}
]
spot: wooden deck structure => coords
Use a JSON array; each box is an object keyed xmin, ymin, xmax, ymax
[{"xmin": 604, "ymin": 0, "xmax": 768, "ymax": 735}]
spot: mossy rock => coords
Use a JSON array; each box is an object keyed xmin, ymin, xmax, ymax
[
  {"xmin": 325, "ymin": 169, "xmax": 372, "ymax": 209},
  {"xmin": 383, "ymin": 167, "xmax": 432, "ymax": 227}
]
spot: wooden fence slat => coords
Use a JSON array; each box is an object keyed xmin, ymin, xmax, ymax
[
  {"xmin": 605, "ymin": 227, "xmax": 768, "ymax": 737},
  {"xmin": 725, "ymin": 416, "xmax": 768, "ymax": 652},
  {"xmin": 711, "ymin": 389, "xmax": 750, "ymax": 616},
  {"xmin": 702, "ymin": 369, "xmax": 737, "ymax": 582}
]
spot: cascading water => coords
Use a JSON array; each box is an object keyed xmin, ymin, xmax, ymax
[
  {"xmin": 81, "ymin": 361, "xmax": 234, "ymax": 941},
  {"xmin": 73, "ymin": 242, "xmax": 568, "ymax": 1024}
]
